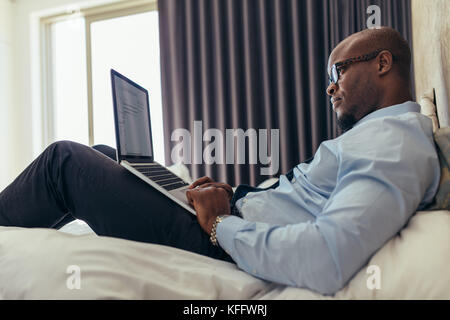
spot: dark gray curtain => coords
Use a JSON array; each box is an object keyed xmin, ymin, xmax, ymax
[{"xmin": 158, "ymin": 0, "xmax": 413, "ymax": 186}]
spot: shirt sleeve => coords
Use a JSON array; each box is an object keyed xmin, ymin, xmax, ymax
[{"xmin": 216, "ymin": 116, "xmax": 440, "ymax": 295}]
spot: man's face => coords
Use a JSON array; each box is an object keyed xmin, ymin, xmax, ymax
[{"xmin": 326, "ymin": 45, "xmax": 379, "ymax": 132}]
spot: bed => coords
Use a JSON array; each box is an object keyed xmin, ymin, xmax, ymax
[{"xmin": 0, "ymin": 95, "xmax": 449, "ymax": 300}]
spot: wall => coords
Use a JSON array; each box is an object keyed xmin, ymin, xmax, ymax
[
  {"xmin": 0, "ymin": 0, "xmax": 14, "ymax": 190},
  {"xmin": 0, "ymin": 0, "xmax": 119, "ymax": 190},
  {"xmin": 412, "ymin": 0, "xmax": 450, "ymax": 126}
]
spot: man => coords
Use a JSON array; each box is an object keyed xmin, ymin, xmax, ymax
[{"xmin": 0, "ymin": 27, "xmax": 440, "ymax": 295}]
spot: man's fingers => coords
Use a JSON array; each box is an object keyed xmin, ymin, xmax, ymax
[
  {"xmin": 188, "ymin": 177, "xmax": 233, "ymax": 200},
  {"xmin": 195, "ymin": 182, "xmax": 232, "ymax": 192},
  {"xmin": 217, "ymin": 183, "xmax": 233, "ymax": 193},
  {"xmin": 186, "ymin": 186, "xmax": 217, "ymax": 207},
  {"xmin": 214, "ymin": 183, "xmax": 234, "ymax": 198},
  {"xmin": 195, "ymin": 182, "xmax": 214, "ymax": 189},
  {"xmin": 185, "ymin": 190, "xmax": 195, "ymax": 206},
  {"xmin": 192, "ymin": 182, "xmax": 233, "ymax": 200},
  {"xmin": 188, "ymin": 176, "xmax": 214, "ymax": 189}
]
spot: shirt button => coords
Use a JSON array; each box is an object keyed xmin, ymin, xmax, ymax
[{"xmin": 292, "ymin": 178, "xmax": 296, "ymax": 183}]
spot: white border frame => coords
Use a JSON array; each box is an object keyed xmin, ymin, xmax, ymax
[{"xmin": 30, "ymin": 0, "xmax": 157, "ymax": 156}]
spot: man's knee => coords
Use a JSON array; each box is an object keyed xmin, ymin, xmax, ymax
[
  {"xmin": 44, "ymin": 140, "xmax": 108, "ymax": 175},
  {"xmin": 47, "ymin": 140, "xmax": 85, "ymax": 154},
  {"xmin": 45, "ymin": 141, "xmax": 91, "ymax": 163},
  {"xmin": 92, "ymin": 144, "xmax": 117, "ymax": 161}
]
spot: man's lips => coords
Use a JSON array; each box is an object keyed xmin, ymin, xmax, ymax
[
  {"xmin": 331, "ymin": 97, "xmax": 342, "ymax": 110},
  {"xmin": 331, "ymin": 97, "xmax": 342, "ymax": 104}
]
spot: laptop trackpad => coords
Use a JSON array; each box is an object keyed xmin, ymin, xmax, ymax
[{"xmin": 169, "ymin": 187, "xmax": 191, "ymax": 206}]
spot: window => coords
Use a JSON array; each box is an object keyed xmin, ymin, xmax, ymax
[
  {"xmin": 39, "ymin": 0, "xmax": 165, "ymax": 164},
  {"xmin": 50, "ymin": 17, "xmax": 89, "ymax": 145}
]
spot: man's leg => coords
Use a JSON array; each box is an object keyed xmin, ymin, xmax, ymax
[
  {"xmin": 92, "ymin": 144, "xmax": 117, "ymax": 162},
  {"xmin": 0, "ymin": 140, "xmax": 232, "ymax": 262},
  {"xmin": 51, "ymin": 144, "xmax": 117, "ymax": 229}
]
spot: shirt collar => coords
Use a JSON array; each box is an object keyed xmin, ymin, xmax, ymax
[{"xmin": 353, "ymin": 101, "xmax": 421, "ymax": 128}]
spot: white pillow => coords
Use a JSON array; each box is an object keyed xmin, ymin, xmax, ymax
[
  {"xmin": 336, "ymin": 209, "xmax": 450, "ymax": 299},
  {"xmin": 167, "ymin": 163, "xmax": 193, "ymax": 184},
  {"xmin": 255, "ymin": 210, "xmax": 450, "ymax": 299}
]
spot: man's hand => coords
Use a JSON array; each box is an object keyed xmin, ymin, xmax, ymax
[
  {"xmin": 188, "ymin": 176, "xmax": 234, "ymax": 201},
  {"xmin": 186, "ymin": 186, "xmax": 231, "ymax": 235},
  {"xmin": 189, "ymin": 176, "xmax": 215, "ymax": 189}
]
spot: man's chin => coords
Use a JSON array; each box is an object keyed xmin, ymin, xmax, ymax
[{"xmin": 337, "ymin": 112, "xmax": 357, "ymax": 133}]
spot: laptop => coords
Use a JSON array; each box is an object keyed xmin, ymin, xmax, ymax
[{"xmin": 111, "ymin": 69, "xmax": 196, "ymax": 215}]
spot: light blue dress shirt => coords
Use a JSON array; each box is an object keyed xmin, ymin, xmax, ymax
[{"xmin": 216, "ymin": 101, "xmax": 440, "ymax": 295}]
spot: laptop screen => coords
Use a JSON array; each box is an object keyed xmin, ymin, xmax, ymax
[{"xmin": 111, "ymin": 70, "xmax": 153, "ymax": 161}]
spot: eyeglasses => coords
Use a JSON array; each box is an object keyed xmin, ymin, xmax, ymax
[{"xmin": 328, "ymin": 49, "xmax": 390, "ymax": 86}]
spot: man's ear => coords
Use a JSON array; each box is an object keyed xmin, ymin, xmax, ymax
[{"xmin": 377, "ymin": 50, "xmax": 393, "ymax": 76}]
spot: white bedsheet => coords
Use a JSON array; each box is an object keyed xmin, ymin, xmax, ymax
[{"xmin": 1, "ymin": 209, "xmax": 449, "ymax": 299}]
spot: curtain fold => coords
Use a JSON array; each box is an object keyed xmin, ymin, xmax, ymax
[{"xmin": 158, "ymin": 0, "xmax": 413, "ymax": 186}]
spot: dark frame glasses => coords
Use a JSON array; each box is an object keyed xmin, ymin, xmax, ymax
[{"xmin": 328, "ymin": 48, "xmax": 394, "ymax": 86}]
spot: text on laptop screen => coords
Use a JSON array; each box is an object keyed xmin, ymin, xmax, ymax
[{"xmin": 113, "ymin": 74, "xmax": 153, "ymax": 158}]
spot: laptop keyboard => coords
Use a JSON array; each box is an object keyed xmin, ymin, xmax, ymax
[{"xmin": 133, "ymin": 163, "xmax": 189, "ymax": 191}]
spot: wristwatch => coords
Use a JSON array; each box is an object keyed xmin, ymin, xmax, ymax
[{"xmin": 210, "ymin": 215, "xmax": 230, "ymax": 246}]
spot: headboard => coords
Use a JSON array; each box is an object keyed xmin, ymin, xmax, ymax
[
  {"xmin": 419, "ymin": 87, "xmax": 450, "ymax": 212},
  {"xmin": 419, "ymin": 89, "xmax": 442, "ymax": 132},
  {"xmin": 412, "ymin": 0, "xmax": 450, "ymax": 128}
]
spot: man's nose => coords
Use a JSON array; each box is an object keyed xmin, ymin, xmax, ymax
[{"xmin": 326, "ymin": 82, "xmax": 338, "ymax": 96}]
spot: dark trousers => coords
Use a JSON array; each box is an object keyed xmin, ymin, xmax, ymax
[{"xmin": 0, "ymin": 141, "xmax": 233, "ymax": 263}]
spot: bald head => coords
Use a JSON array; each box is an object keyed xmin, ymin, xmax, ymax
[{"xmin": 330, "ymin": 27, "xmax": 412, "ymax": 83}]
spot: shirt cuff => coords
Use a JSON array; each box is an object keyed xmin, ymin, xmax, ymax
[{"xmin": 215, "ymin": 215, "xmax": 247, "ymax": 256}]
